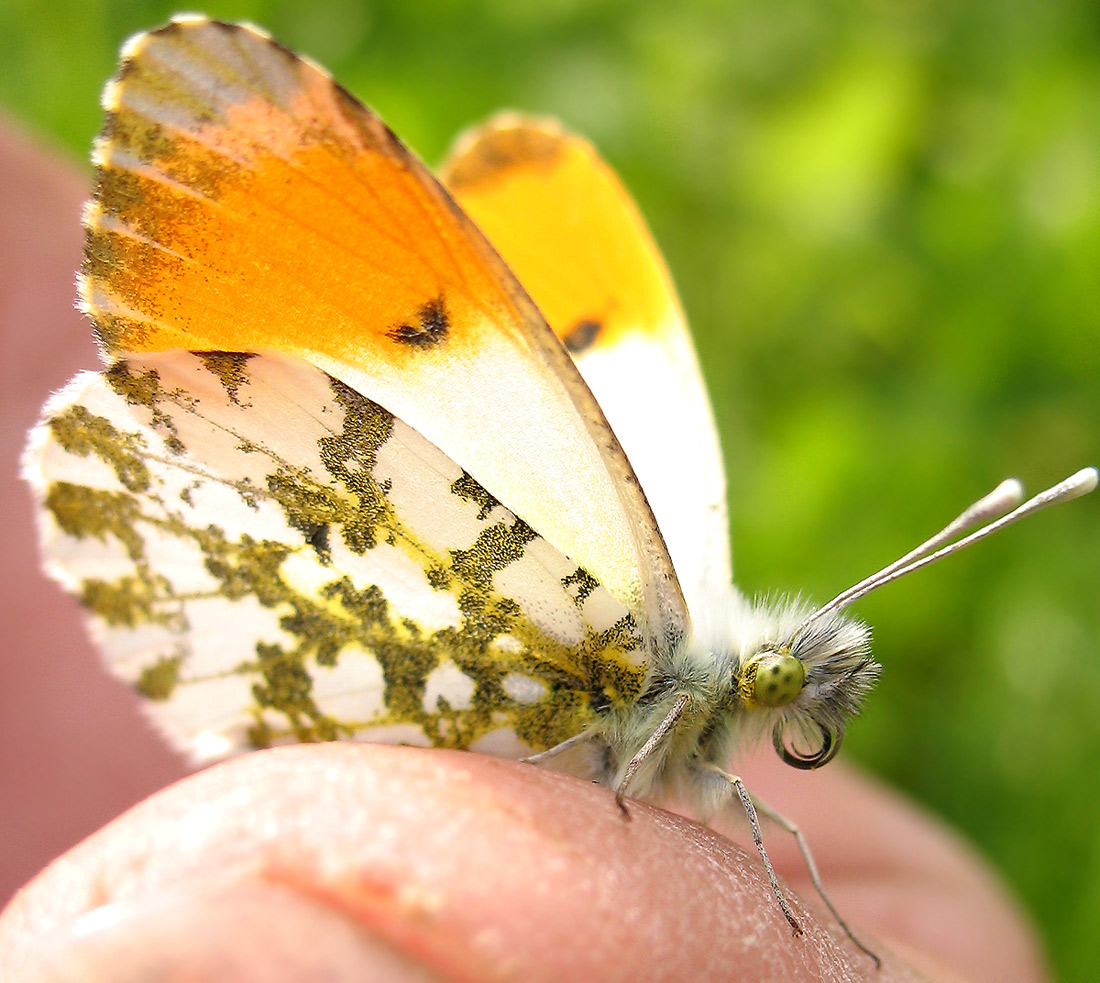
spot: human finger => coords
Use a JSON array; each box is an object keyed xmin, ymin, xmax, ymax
[{"xmin": 0, "ymin": 743, "xmax": 930, "ymax": 983}]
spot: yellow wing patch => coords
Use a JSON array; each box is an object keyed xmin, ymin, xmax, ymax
[
  {"xmin": 442, "ymin": 115, "xmax": 680, "ymax": 355},
  {"xmin": 81, "ymin": 17, "xmax": 688, "ymax": 648},
  {"xmin": 27, "ymin": 351, "xmax": 647, "ymax": 760}
]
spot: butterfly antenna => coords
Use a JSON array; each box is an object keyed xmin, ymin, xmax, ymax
[{"xmin": 791, "ymin": 467, "xmax": 1098, "ymax": 643}]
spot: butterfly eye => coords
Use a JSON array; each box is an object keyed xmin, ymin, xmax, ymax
[
  {"xmin": 751, "ymin": 651, "xmax": 805, "ymax": 708},
  {"xmin": 772, "ymin": 719, "xmax": 843, "ymax": 770}
]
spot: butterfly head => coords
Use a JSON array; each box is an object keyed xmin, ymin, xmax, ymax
[
  {"xmin": 728, "ymin": 469, "xmax": 1099, "ymax": 770},
  {"xmin": 733, "ymin": 599, "xmax": 879, "ymax": 770}
]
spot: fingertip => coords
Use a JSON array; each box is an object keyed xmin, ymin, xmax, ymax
[{"xmin": 2, "ymin": 745, "xmax": 897, "ymax": 982}]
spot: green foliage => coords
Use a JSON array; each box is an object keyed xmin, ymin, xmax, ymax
[{"xmin": 3, "ymin": 1, "xmax": 1097, "ymax": 977}]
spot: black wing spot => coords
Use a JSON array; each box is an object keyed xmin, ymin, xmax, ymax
[
  {"xmin": 307, "ymin": 523, "xmax": 331, "ymax": 561},
  {"xmin": 563, "ymin": 318, "xmax": 602, "ymax": 354},
  {"xmin": 388, "ymin": 296, "xmax": 450, "ymax": 349}
]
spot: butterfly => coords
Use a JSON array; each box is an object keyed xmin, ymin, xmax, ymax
[{"xmin": 24, "ymin": 15, "xmax": 1097, "ymax": 965}]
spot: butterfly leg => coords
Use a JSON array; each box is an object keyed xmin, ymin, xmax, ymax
[
  {"xmin": 701, "ymin": 763, "xmax": 802, "ymax": 935},
  {"xmin": 614, "ymin": 692, "xmax": 690, "ymax": 818},
  {"xmin": 520, "ymin": 730, "xmax": 594, "ymax": 764},
  {"xmin": 747, "ymin": 791, "xmax": 882, "ymax": 967}
]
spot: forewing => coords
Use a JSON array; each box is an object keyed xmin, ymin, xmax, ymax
[
  {"xmin": 25, "ymin": 351, "xmax": 648, "ymax": 761},
  {"xmin": 442, "ymin": 116, "xmax": 731, "ymax": 616},
  {"xmin": 82, "ymin": 17, "xmax": 686, "ymax": 649}
]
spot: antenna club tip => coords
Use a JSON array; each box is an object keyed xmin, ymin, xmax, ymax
[
  {"xmin": 992, "ymin": 478, "xmax": 1025, "ymax": 508},
  {"xmin": 1071, "ymin": 467, "xmax": 1099, "ymax": 496}
]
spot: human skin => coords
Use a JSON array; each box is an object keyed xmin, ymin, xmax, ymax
[{"xmin": 0, "ymin": 120, "xmax": 1047, "ymax": 983}]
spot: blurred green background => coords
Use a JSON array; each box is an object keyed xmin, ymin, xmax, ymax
[{"xmin": 2, "ymin": 0, "xmax": 1097, "ymax": 977}]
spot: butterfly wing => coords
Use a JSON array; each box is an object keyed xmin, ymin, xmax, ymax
[
  {"xmin": 80, "ymin": 17, "xmax": 687, "ymax": 649},
  {"xmin": 26, "ymin": 350, "xmax": 648, "ymax": 761},
  {"xmin": 441, "ymin": 116, "xmax": 731, "ymax": 617}
]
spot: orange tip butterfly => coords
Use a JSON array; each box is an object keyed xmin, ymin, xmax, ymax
[{"xmin": 24, "ymin": 16, "xmax": 1097, "ymax": 965}]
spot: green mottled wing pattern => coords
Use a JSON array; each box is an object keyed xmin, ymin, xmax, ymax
[{"xmin": 26, "ymin": 351, "xmax": 648, "ymax": 761}]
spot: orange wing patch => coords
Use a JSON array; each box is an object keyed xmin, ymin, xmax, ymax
[
  {"xmin": 442, "ymin": 116, "xmax": 681, "ymax": 355},
  {"xmin": 87, "ymin": 22, "xmax": 518, "ymax": 363}
]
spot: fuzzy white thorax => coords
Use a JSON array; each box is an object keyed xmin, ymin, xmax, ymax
[{"xmin": 590, "ymin": 579, "xmax": 880, "ymax": 814}]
